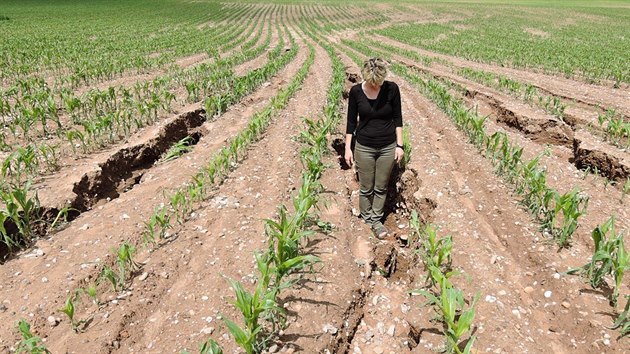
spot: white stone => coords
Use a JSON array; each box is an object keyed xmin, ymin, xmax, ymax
[
  {"xmin": 387, "ymin": 324, "xmax": 396, "ymax": 336},
  {"xmin": 200, "ymin": 327, "xmax": 214, "ymax": 335}
]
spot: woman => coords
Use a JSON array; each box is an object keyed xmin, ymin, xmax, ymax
[{"xmin": 345, "ymin": 57, "xmax": 404, "ymax": 239}]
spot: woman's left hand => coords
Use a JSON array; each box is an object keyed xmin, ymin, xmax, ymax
[{"xmin": 395, "ymin": 146, "xmax": 404, "ymax": 163}]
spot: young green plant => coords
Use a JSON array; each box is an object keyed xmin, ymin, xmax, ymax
[{"xmin": 15, "ymin": 319, "xmax": 51, "ymax": 354}]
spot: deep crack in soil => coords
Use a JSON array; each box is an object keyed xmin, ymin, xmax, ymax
[{"xmin": 72, "ymin": 109, "xmax": 206, "ymax": 212}]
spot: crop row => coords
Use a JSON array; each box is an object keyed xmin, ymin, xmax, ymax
[
  {"xmin": 12, "ymin": 20, "xmax": 314, "ymax": 353},
  {"xmin": 0, "ymin": 13, "xmax": 277, "ymax": 188},
  {"xmin": 0, "ymin": 2, "xmax": 265, "ymax": 88},
  {"xmin": 451, "ymin": 66, "xmax": 630, "ymax": 150},
  {"xmin": 0, "ymin": 21, "xmax": 290, "ymax": 258},
  {"xmin": 196, "ymin": 31, "xmax": 349, "ymax": 353},
  {"xmin": 373, "ymin": 4, "xmax": 630, "ymax": 85},
  {"xmin": 326, "ymin": 37, "xmax": 480, "ymax": 353},
  {"xmin": 340, "ymin": 38, "xmax": 630, "ymax": 340}
]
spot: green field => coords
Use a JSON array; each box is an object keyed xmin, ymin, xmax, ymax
[{"xmin": 377, "ymin": 2, "xmax": 630, "ymax": 84}]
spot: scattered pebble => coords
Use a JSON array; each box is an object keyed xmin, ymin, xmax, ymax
[
  {"xmin": 47, "ymin": 316, "xmax": 59, "ymax": 327},
  {"xmin": 512, "ymin": 309, "xmax": 521, "ymax": 319},
  {"xmin": 387, "ymin": 324, "xmax": 395, "ymax": 336},
  {"xmin": 200, "ymin": 327, "xmax": 214, "ymax": 335},
  {"xmin": 138, "ymin": 272, "xmax": 149, "ymax": 281},
  {"xmin": 562, "ymin": 302, "xmax": 571, "ymax": 308},
  {"xmin": 400, "ymin": 304, "xmax": 410, "ymax": 314},
  {"xmin": 485, "ymin": 295, "xmax": 497, "ymax": 303},
  {"xmin": 544, "ymin": 291, "xmax": 552, "ymax": 298},
  {"xmin": 377, "ymin": 322, "xmax": 385, "ymax": 334},
  {"xmin": 524, "ymin": 286, "xmax": 534, "ymax": 294},
  {"xmin": 323, "ymin": 324, "xmax": 338, "ymax": 334}
]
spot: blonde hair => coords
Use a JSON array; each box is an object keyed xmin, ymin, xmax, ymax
[{"xmin": 361, "ymin": 57, "xmax": 388, "ymax": 86}]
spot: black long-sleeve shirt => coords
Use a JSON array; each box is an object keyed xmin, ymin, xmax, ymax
[{"xmin": 346, "ymin": 81, "xmax": 403, "ymax": 148}]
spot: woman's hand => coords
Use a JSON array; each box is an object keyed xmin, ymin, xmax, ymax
[
  {"xmin": 395, "ymin": 146, "xmax": 404, "ymax": 163},
  {"xmin": 345, "ymin": 149, "xmax": 354, "ymax": 167}
]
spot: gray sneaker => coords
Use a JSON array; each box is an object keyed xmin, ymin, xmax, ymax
[{"xmin": 371, "ymin": 222, "xmax": 388, "ymax": 239}]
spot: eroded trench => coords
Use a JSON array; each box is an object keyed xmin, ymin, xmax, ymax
[
  {"xmin": 400, "ymin": 60, "xmax": 630, "ymax": 185},
  {"xmin": 329, "ymin": 131, "xmax": 437, "ymax": 352},
  {"xmin": 71, "ymin": 108, "xmax": 206, "ymax": 211},
  {"xmin": 462, "ymin": 83, "xmax": 630, "ymax": 185},
  {"xmin": 1, "ymin": 109, "xmax": 208, "ymax": 261}
]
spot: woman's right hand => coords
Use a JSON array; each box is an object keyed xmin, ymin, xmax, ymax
[{"xmin": 345, "ymin": 149, "xmax": 354, "ymax": 167}]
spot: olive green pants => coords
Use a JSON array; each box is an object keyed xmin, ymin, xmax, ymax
[{"xmin": 354, "ymin": 141, "xmax": 396, "ymax": 225}]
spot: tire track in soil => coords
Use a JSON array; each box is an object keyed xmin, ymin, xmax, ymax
[
  {"xmin": 100, "ymin": 33, "xmax": 330, "ymax": 354},
  {"xmin": 0, "ymin": 40, "xmax": 309, "ymax": 353},
  {"xmin": 331, "ymin": 44, "xmax": 624, "ymax": 353}
]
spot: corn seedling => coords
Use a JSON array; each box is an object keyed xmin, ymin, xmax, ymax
[
  {"xmin": 610, "ymin": 295, "xmax": 630, "ymax": 338},
  {"xmin": 198, "ymin": 339, "xmax": 223, "ymax": 354},
  {"xmin": 412, "ymin": 266, "xmax": 479, "ymax": 354},
  {"xmin": 545, "ymin": 189, "xmax": 589, "ymax": 248},
  {"xmin": 223, "ymin": 278, "xmax": 279, "ymax": 354},
  {"xmin": 84, "ymin": 282, "xmax": 100, "ymax": 306},
  {"xmin": 161, "ymin": 136, "xmax": 194, "ymax": 163},
  {"xmin": 16, "ymin": 319, "xmax": 50, "ymax": 354},
  {"xmin": 182, "ymin": 338, "xmax": 224, "ymax": 354},
  {"xmin": 567, "ymin": 216, "xmax": 628, "ymax": 306},
  {"xmin": 50, "ymin": 205, "xmax": 78, "ymax": 230},
  {"xmin": 418, "ymin": 224, "xmax": 453, "ymax": 286},
  {"xmin": 170, "ymin": 190, "xmax": 189, "ymax": 225},
  {"xmin": 401, "ymin": 125, "xmax": 412, "ymax": 169},
  {"xmin": 58, "ymin": 292, "xmax": 90, "ymax": 332},
  {"xmin": 143, "ymin": 206, "xmax": 171, "ymax": 246},
  {"xmin": 116, "ymin": 241, "xmax": 141, "ymax": 287},
  {"xmin": 0, "ymin": 181, "xmax": 41, "ymax": 252},
  {"xmin": 622, "ymin": 178, "xmax": 630, "ymax": 201},
  {"xmin": 99, "ymin": 265, "xmax": 121, "ymax": 292},
  {"xmin": 264, "ymin": 204, "xmax": 320, "ymax": 295}
]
